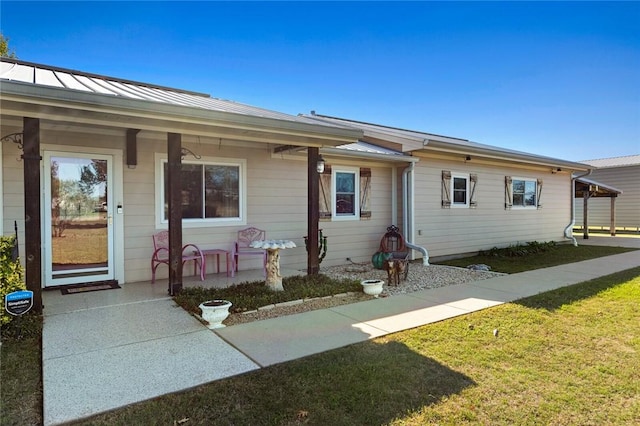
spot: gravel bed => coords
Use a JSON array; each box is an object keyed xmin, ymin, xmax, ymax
[
  {"xmin": 224, "ymin": 262, "xmax": 505, "ymax": 326},
  {"xmin": 321, "ymin": 262, "xmax": 506, "ymax": 296}
]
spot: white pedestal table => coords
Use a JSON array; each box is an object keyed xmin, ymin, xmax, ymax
[{"xmin": 249, "ymin": 240, "xmax": 296, "ymax": 291}]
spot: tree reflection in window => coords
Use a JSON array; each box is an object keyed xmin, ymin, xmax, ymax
[{"xmin": 163, "ymin": 162, "xmax": 240, "ymax": 220}]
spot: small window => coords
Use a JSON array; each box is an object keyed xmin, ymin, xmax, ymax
[
  {"xmin": 332, "ymin": 167, "xmax": 360, "ymax": 220},
  {"xmin": 452, "ymin": 175, "xmax": 469, "ymax": 207},
  {"xmin": 157, "ymin": 155, "xmax": 245, "ymax": 226},
  {"xmin": 512, "ymin": 178, "xmax": 537, "ymax": 208},
  {"xmin": 442, "ymin": 171, "xmax": 477, "ymax": 209},
  {"xmin": 320, "ymin": 165, "xmax": 371, "ymax": 220}
]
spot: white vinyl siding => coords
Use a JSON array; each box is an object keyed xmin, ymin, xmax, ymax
[{"xmin": 413, "ymin": 157, "xmax": 571, "ymax": 259}]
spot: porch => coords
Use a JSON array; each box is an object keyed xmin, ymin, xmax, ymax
[{"xmin": 42, "ymin": 266, "xmax": 303, "ymax": 316}]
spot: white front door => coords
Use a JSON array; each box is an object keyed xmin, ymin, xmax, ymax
[{"xmin": 43, "ymin": 151, "xmax": 115, "ymax": 286}]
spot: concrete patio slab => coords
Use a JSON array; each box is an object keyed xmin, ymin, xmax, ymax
[
  {"xmin": 349, "ymin": 303, "xmax": 471, "ymax": 334},
  {"xmin": 409, "ymin": 282, "xmax": 523, "ymax": 305},
  {"xmin": 215, "ymin": 309, "xmax": 388, "ymax": 367},
  {"xmin": 466, "ymin": 275, "xmax": 539, "ymax": 297},
  {"xmin": 328, "ymin": 294, "xmax": 443, "ymax": 323},
  {"xmin": 43, "ymin": 329, "xmax": 258, "ymax": 426},
  {"xmin": 43, "ymin": 299, "xmax": 204, "ymax": 360},
  {"xmin": 42, "ymin": 283, "xmax": 169, "ymax": 316}
]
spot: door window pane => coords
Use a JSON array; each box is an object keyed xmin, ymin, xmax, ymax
[{"xmin": 50, "ymin": 157, "xmax": 108, "ymax": 272}]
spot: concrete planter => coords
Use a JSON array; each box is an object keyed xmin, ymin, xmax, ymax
[
  {"xmin": 360, "ymin": 279, "xmax": 384, "ymax": 298},
  {"xmin": 199, "ymin": 300, "xmax": 232, "ymax": 329}
]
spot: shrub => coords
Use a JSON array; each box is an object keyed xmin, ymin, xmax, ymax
[
  {"xmin": 0, "ymin": 235, "xmax": 26, "ymax": 327},
  {"xmin": 479, "ymin": 241, "xmax": 557, "ymax": 258}
]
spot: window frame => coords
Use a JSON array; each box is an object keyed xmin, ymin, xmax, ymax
[
  {"xmin": 511, "ymin": 177, "xmax": 537, "ymax": 209},
  {"xmin": 155, "ymin": 153, "xmax": 246, "ymax": 228},
  {"xmin": 331, "ymin": 166, "xmax": 360, "ymax": 221},
  {"xmin": 450, "ymin": 173, "xmax": 470, "ymax": 208}
]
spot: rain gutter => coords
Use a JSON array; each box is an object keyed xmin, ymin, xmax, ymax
[{"xmin": 402, "ymin": 161, "xmax": 429, "ymax": 265}]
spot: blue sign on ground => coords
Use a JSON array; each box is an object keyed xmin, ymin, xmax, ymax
[{"xmin": 5, "ymin": 290, "xmax": 34, "ymax": 316}]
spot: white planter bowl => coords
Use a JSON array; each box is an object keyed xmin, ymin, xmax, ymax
[
  {"xmin": 199, "ymin": 300, "xmax": 232, "ymax": 329},
  {"xmin": 361, "ymin": 279, "xmax": 384, "ymax": 298}
]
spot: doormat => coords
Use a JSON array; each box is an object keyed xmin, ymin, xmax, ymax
[{"xmin": 60, "ymin": 281, "xmax": 120, "ymax": 295}]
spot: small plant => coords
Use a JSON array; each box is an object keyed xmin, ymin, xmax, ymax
[
  {"xmin": 0, "ymin": 235, "xmax": 26, "ymax": 327},
  {"xmin": 304, "ymin": 229, "xmax": 328, "ymax": 264}
]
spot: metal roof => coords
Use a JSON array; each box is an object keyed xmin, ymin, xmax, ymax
[
  {"xmin": 304, "ymin": 112, "xmax": 591, "ymax": 171},
  {"xmin": 579, "ymin": 154, "xmax": 640, "ymax": 168},
  {"xmin": 336, "ymin": 141, "xmax": 405, "ymax": 156},
  {"xmin": 0, "ymin": 58, "xmax": 358, "ymax": 134},
  {"xmin": 575, "ymin": 177, "xmax": 622, "ymax": 197}
]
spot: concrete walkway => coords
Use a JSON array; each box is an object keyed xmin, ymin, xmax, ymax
[{"xmin": 41, "ymin": 235, "xmax": 639, "ymax": 425}]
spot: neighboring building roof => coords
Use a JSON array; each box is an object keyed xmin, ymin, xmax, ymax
[
  {"xmin": 304, "ymin": 112, "xmax": 591, "ymax": 171},
  {"xmin": 575, "ymin": 176, "xmax": 623, "ymax": 196},
  {"xmin": 579, "ymin": 154, "xmax": 640, "ymax": 169},
  {"xmin": 0, "ymin": 58, "xmax": 362, "ymax": 145}
]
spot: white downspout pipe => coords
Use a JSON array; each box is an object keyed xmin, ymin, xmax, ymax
[
  {"xmin": 564, "ymin": 169, "xmax": 592, "ymax": 246},
  {"xmin": 402, "ymin": 162, "xmax": 429, "ymax": 265}
]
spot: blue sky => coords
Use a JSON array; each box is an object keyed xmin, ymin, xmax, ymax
[{"xmin": 2, "ymin": 1, "xmax": 639, "ymax": 161}]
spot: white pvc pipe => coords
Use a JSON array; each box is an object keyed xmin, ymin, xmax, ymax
[{"xmin": 402, "ymin": 162, "xmax": 429, "ymax": 265}]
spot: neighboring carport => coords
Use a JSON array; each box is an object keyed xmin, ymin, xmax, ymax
[{"xmin": 575, "ymin": 177, "xmax": 622, "ymax": 238}]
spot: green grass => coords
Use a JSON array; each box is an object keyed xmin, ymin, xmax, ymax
[
  {"xmin": 67, "ymin": 267, "xmax": 640, "ymax": 425},
  {"xmin": 435, "ymin": 243, "xmax": 635, "ymax": 273},
  {"xmin": 0, "ymin": 313, "xmax": 42, "ymax": 426},
  {"xmin": 175, "ymin": 273, "xmax": 361, "ymax": 314}
]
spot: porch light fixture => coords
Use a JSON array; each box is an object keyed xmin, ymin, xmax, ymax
[{"xmin": 317, "ymin": 155, "xmax": 325, "ymax": 173}]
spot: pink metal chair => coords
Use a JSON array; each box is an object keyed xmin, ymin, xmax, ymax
[
  {"xmin": 232, "ymin": 226, "xmax": 267, "ymax": 276},
  {"xmin": 151, "ymin": 230, "xmax": 205, "ymax": 284}
]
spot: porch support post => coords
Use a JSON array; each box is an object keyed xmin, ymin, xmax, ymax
[
  {"xmin": 126, "ymin": 128, "xmax": 140, "ymax": 167},
  {"xmin": 610, "ymin": 196, "xmax": 616, "ymax": 236},
  {"xmin": 583, "ymin": 191, "xmax": 589, "ymax": 240},
  {"xmin": 23, "ymin": 117, "xmax": 43, "ymax": 313},
  {"xmin": 167, "ymin": 133, "xmax": 183, "ymax": 295},
  {"xmin": 307, "ymin": 147, "xmax": 320, "ymax": 275}
]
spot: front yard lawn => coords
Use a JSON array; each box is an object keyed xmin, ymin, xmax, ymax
[{"xmin": 435, "ymin": 243, "xmax": 635, "ymax": 273}]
